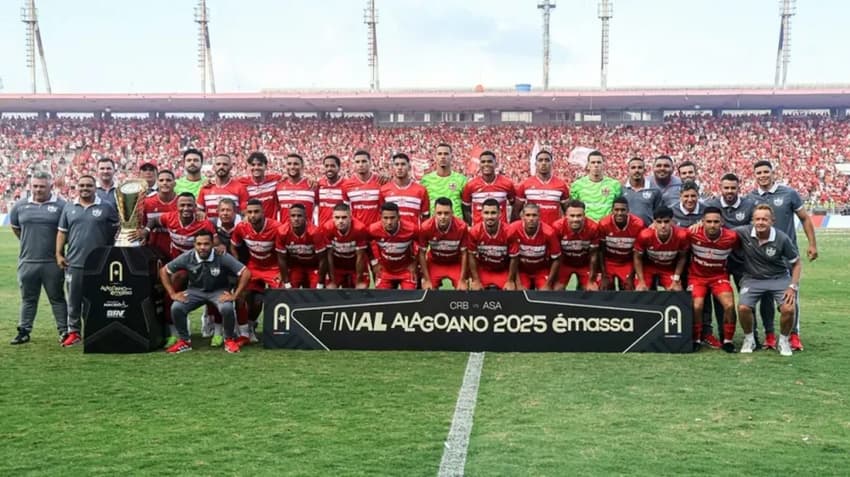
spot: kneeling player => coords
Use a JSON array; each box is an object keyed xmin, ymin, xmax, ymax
[
  {"xmin": 633, "ymin": 206, "xmax": 688, "ymax": 291},
  {"xmin": 467, "ymin": 199, "xmax": 512, "ymax": 290},
  {"xmin": 323, "ymin": 203, "xmax": 370, "ymax": 288},
  {"xmin": 418, "ymin": 197, "xmax": 469, "ymax": 289},
  {"xmin": 369, "ymin": 202, "xmax": 418, "ymax": 289},
  {"xmin": 279, "ymin": 204, "xmax": 328, "ymax": 288},
  {"xmin": 508, "ymin": 203, "xmax": 560, "ymax": 290},
  {"xmin": 552, "ymin": 200, "xmax": 600, "ymax": 290},
  {"xmin": 597, "ymin": 197, "xmax": 643, "ymax": 290}
]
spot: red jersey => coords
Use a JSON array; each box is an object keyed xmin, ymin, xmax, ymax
[
  {"xmin": 279, "ymin": 222, "xmax": 328, "ymax": 268},
  {"xmin": 598, "ymin": 214, "xmax": 645, "ymax": 264},
  {"xmin": 275, "ymin": 177, "xmax": 318, "ymax": 225},
  {"xmin": 342, "ymin": 174, "xmax": 383, "ymax": 226},
  {"xmin": 418, "ymin": 216, "xmax": 468, "ymax": 265},
  {"xmin": 508, "ymin": 222, "xmax": 561, "ymax": 274},
  {"xmin": 516, "ymin": 176, "xmax": 570, "ymax": 225},
  {"xmin": 368, "ymin": 220, "xmax": 418, "ymax": 274},
  {"xmin": 468, "ymin": 221, "xmax": 511, "ymax": 272},
  {"xmin": 238, "ymin": 173, "xmax": 281, "ymax": 219},
  {"xmin": 230, "ymin": 218, "xmax": 285, "ymax": 271},
  {"xmin": 380, "ymin": 180, "xmax": 430, "ymax": 227},
  {"xmin": 461, "ymin": 174, "xmax": 516, "ymax": 224},
  {"xmin": 687, "ymin": 227, "xmax": 738, "ymax": 278},
  {"xmin": 634, "ymin": 227, "xmax": 690, "ymax": 271},
  {"xmin": 552, "ymin": 217, "xmax": 601, "ymax": 268},
  {"xmin": 197, "ymin": 179, "xmax": 250, "ymax": 219},
  {"xmin": 141, "ymin": 193, "xmax": 177, "ymax": 257},
  {"xmin": 322, "ymin": 219, "xmax": 369, "ymax": 271},
  {"xmin": 317, "ymin": 176, "xmax": 347, "ymax": 226},
  {"xmin": 159, "ymin": 211, "xmax": 216, "ymax": 259}
]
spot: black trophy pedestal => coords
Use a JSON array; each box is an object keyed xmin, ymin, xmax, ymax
[{"xmin": 82, "ymin": 246, "xmax": 165, "ymax": 353}]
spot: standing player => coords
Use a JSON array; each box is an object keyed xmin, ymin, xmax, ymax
[
  {"xmin": 278, "ymin": 204, "xmax": 329, "ymax": 289},
  {"xmin": 9, "ymin": 171, "xmax": 68, "ymax": 345},
  {"xmin": 342, "ymin": 150, "xmax": 383, "ymax": 226},
  {"xmin": 368, "ymin": 202, "xmax": 418, "ymax": 290},
  {"xmin": 621, "ymin": 157, "xmax": 662, "ymax": 226},
  {"xmin": 174, "ymin": 148, "xmax": 206, "ymax": 198},
  {"xmin": 672, "ymin": 180, "xmax": 704, "ymax": 227},
  {"xmin": 508, "ymin": 203, "xmax": 560, "ymax": 291},
  {"xmin": 276, "ymin": 153, "xmax": 318, "ymax": 225},
  {"xmin": 570, "ymin": 150, "xmax": 622, "ymax": 221},
  {"xmin": 381, "ymin": 153, "xmax": 430, "ymax": 227},
  {"xmin": 735, "ymin": 205, "xmax": 802, "ymax": 356},
  {"xmin": 323, "ymin": 203, "xmax": 369, "ymax": 289},
  {"xmin": 649, "ymin": 155, "xmax": 682, "ymax": 208},
  {"xmin": 467, "ymin": 199, "xmax": 513, "ymax": 290},
  {"xmin": 141, "ymin": 170, "xmax": 178, "ymax": 258},
  {"xmin": 552, "ymin": 200, "xmax": 601, "ymax": 291},
  {"xmin": 418, "ymin": 197, "xmax": 469, "ymax": 290},
  {"xmin": 55, "ymin": 175, "xmax": 120, "ymax": 347},
  {"xmin": 317, "ymin": 155, "xmax": 346, "ymax": 226},
  {"xmin": 748, "ymin": 159, "xmax": 818, "ymax": 351},
  {"xmin": 516, "ymin": 150, "xmax": 571, "ymax": 226},
  {"xmin": 461, "ymin": 151, "xmax": 517, "ymax": 225},
  {"xmin": 238, "ymin": 151, "xmax": 280, "ymax": 219},
  {"xmin": 420, "ymin": 143, "xmax": 467, "ymax": 218},
  {"xmin": 633, "ymin": 206, "xmax": 688, "ymax": 291},
  {"xmin": 597, "ymin": 197, "xmax": 644, "ymax": 291},
  {"xmin": 197, "ymin": 154, "xmax": 249, "ymax": 220},
  {"xmin": 686, "ymin": 206, "xmax": 739, "ymax": 352}
]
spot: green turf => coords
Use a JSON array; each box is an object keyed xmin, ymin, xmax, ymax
[{"xmin": 1, "ymin": 228, "xmax": 848, "ymax": 476}]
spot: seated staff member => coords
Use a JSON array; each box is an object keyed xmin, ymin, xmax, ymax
[
  {"xmin": 418, "ymin": 197, "xmax": 469, "ymax": 290},
  {"xmin": 322, "ymin": 203, "xmax": 370, "ymax": 289},
  {"xmin": 633, "ymin": 206, "xmax": 688, "ymax": 291},
  {"xmin": 507, "ymin": 203, "xmax": 560, "ymax": 291},
  {"xmin": 597, "ymin": 197, "xmax": 643, "ymax": 291},
  {"xmin": 160, "ymin": 230, "xmax": 251, "ymax": 354},
  {"xmin": 368, "ymin": 202, "xmax": 418, "ymax": 290},
  {"xmin": 735, "ymin": 204, "xmax": 802, "ymax": 357},
  {"xmin": 551, "ymin": 200, "xmax": 601, "ymax": 291},
  {"xmin": 467, "ymin": 199, "xmax": 513, "ymax": 290}
]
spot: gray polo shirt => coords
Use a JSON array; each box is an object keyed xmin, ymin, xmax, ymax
[
  {"xmin": 96, "ymin": 183, "xmax": 118, "ymax": 208},
  {"xmin": 747, "ymin": 183, "xmax": 804, "ymax": 244},
  {"xmin": 705, "ymin": 195, "xmax": 756, "ymax": 227},
  {"xmin": 648, "ymin": 175, "xmax": 682, "ymax": 208},
  {"xmin": 166, "ymin": 249, "xmax": 246, "ymax": 292},
  {"xmin": 734, "ymin": 225, "xmax": 799, "ymax": 280},
  {"xmin": 58, "ymin": 197, "xmax": 120, "ymax": 268},
  {"xmin": 622, "ymin": 179, "xmax": 662, "ymax": 226},
  {"xmin": 9, "ymin": 194, "xmax": 68, "ymax": 263},
  {"xmin": 672, "ymin": 202, "xmax": 703, "ymax": 228}
]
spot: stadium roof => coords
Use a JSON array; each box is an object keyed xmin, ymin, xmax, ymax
[{"xmin": 2, "ymin": 86, "xmax": 850, "ymax": 113}]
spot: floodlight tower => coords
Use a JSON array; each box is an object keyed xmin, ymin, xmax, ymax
[
  {"xmin": 774, "ymin": 0, "xmax": 795, "ymax": 88},
  {"xmin": 194, "ymin": 0, "xmax": 216, "ymax": 94},
  {"xmin": 598, "ymin": 0, "xmax": 613, "ymax": 90},
  {"xmin": 538, "ymin": 0, "xmax": 556, "ymax": 91},
  {"xmin": 21, "ymin": 0, "xmax": 52, "ymax": 94},
  {"xmin": 364, "ymin": 0, "xmax": 380, "ymax": 91}
]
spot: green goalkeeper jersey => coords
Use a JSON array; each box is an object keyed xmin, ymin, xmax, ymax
[
  {"xmin": 420, "ymin": 171, "xmax": 467, "ymax": 217},
  {"xmin": 569, "ymin": 176, "xmax": 622, "ymax": 221}
]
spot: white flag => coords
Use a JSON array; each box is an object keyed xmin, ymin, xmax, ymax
[
  {"xmin": 529, "ymin": 141, "xmax": 541, "ymax": 176},
  {"xmin": 568, "ymin": 147, "xmax": 595, "ymax": 168}
]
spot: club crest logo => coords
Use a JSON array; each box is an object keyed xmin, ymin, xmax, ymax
[
  {"xmin": 642, "ymin": 191, "xmax": 652, "ymax": 199},
  {"xmin": 602, "ymin": 187, "xmax": 610, "ymax": 196},
  {"xmin": 773, "ymin": 197, "xmax": 784, "ymax": 206},
  {"xmin": 735, "ymin": 211, "xmax": 745, "ymax": 221},
  {"xmin": 47, "ymin": 205, "xmax": 58, "ymax": 213},
  {"xmin": 765, "ymin": 246, "xmax": 777, "ymax": 257},
  {"xmin": 92, "ymin": 209, "xmax": 103, "ymax": 217},
  {"xmin": 210, "ymin": 266, "xmax": 221, "ymax": 277}
]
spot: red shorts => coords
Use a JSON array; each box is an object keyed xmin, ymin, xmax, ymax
[
  {"xmin": 688, "ymin": 275, "xmax": 733, "ymax": 299},
  {"xmin": 518, "ymin": 272, "xmax": 550, "ymax": 290},
  {"xmin": 642, "ymin": 265, "xmax": 676, "ymax": 289},
  {"xmin": 248, "ymin": 268, "xmax": 281, "ymax": 292},
  {"xmin": 330, "ymin": 269, "xmax": 370, "ymax": 288},
  {"xmin": 288, "ymin": 267, "xmax": 320, "ymax": 289},
  {"xmin": 428, "ymin": 262, "xmax": 462, "ymax": 288},
  {"xmin": 375, "ymin": 269, "xmax": 417, "ymax": 290},
  {"xmin": 556, "ymin": 265, "xmax": 591, "ymax": 289},
  {"xmin": 477, "ymin": 268, "xmax": 510, "ymax": 289},
  {"xmin": 603, "ymin": 261, "xmax": 634, "ymax": 286}
]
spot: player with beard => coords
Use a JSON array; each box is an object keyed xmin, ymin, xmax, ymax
[
  {"xmin": 278, "ymin": 204, "xmax": 329, "ymax": 289},
  {"xmin": 649, "ymin": 155, "xmax": 682, "ymax": 208},
  {"xmin": 508, "ymin": 203, "xmax": 560, "ymax": 291},
  {"xmin": 381, "ymin": 153, "xmax": 430, "ymax": 227},
  {"xmin": 238, "ymin": 152, "xmax": 280, "ymax": 219},
  {"xmin": 368, "ymin": 202, "xmax": 418, "ymax": 290},
  {"xmin": 174, "ymin": 149, "xmax": 206, "ymax": 198},
  {"xmin": 467, "ymin": 199, "xmax": 513, "ymax": 290},
  {"xmin": 342, "ymin": 150, "xmax": 383, "ymax": 226},
  {"xmin": 552, "ymin": 200, "xmax": 601, "ymax": 291},
  {"xmin": 140, "ymin": 170, "xmax": 178, "ymax": 258},
  {"xmin": 621, "ymin": 157, "xmax": 662, "ymax": 226},
  {"xmin": 597, "ymin": 197, "xmax": 644, "ymax": 291},
  {"xmin": 276, "ymin": 153, "xmax": 318, "ymax": 225},
  {"xmin": 633, "ymin": 206, "xmax": 688, "ymax": 291},
  {"xmin": 418, "ymin": 197, "xmax": 469, "ymax": 290},
  {"xmin": 317, "ymin": 155, "xmax": 346, "ymax": 226},
  {"xmin": 461, "ymin": 151, "xmax": 517, "ymax": 225},
  {"xmin": 322, "ymin": 203, "xmax": 369, "ymax": 289},
  {"xmin": 516, "ymin": 150, "xmax": 571, "ymax": 226},
  {"xmin": 197, "ymin": 154, "xmax": 249, "ymax": 220}
]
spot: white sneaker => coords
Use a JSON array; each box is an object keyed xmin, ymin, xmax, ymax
[
  {"xmin": 778, "ymin": 335, "xmax": 793, "ymax": 357},
  {"xmin": 248, "ymin": 327, "xmax": 260, "ymax": 344},
  {"xmin": 740, "ymin": 335, "xmax": 756, "ymax": 353},
  {"xmin": 201, "ymin": 313, "xmax": 214, "ymax": 338}
]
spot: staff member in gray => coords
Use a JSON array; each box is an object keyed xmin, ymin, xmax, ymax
[
  {"xmin": 55, "ymin": 175, "xmax": 120, "ymax": 347},
  {"xmin": 621, "ymin": 157, "xmax": 662, "ymax": 226},
  {"xmin": 95, "ymin": 157, "xmax": 118, "ymax": 208},
  {"xmin": 159, "ymin": 229, "xmax": 251, "ymax": 354},
  {"xmin": 648, "ymin": 155, "xmax": 682, "ymax": 208},
  {"xmin": 735, "ymin": 204, "xmax": 802, "ymax": 357},
  {"xmin": 9, "ymin": 171, "xmax": 68, "ymax": 345}
]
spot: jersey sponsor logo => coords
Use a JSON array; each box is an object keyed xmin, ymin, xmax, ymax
[{"xmin": 106, "ymin": 309, "xmax": 126, "ymax": 319}]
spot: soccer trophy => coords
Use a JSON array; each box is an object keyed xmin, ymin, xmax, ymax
[{"xmin": 114, "ymin": 179, "xmax": 148, "ymax": 247}]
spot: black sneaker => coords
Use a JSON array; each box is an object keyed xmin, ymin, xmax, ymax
[
  {"xmin": 722, "ymin": 341, "xmax": 736, "ymax": 353},
  {"xmin": 10, "ymin": 328, "xmax": 31, "ymax": 345},
  {"xmin": 693, "ymin": 341, "xmax": 702, "ymax": 352}
]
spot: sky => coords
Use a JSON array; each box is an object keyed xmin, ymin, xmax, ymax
[{"xmin": 1, "ymin": 0, "xmax": 849, "ymax": 93}]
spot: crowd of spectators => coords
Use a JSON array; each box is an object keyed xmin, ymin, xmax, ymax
[{"xmin": 1, "ymin": 114, "xmax": 848, "ymax": 213}]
